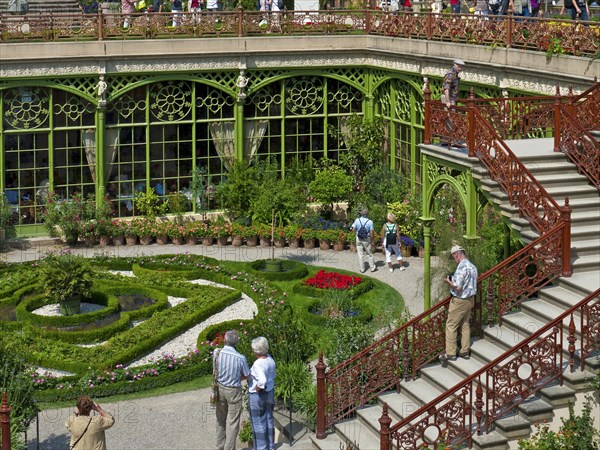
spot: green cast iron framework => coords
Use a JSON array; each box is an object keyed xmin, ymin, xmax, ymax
[{"xmin": 0, "ymin": 66, "xmax": 509, "ymax": 236}]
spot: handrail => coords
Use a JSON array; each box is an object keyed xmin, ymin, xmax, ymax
[
  {"xmin": 0, "ymin": 10, "xmax": 599, "ymax": 58},
  {"xmin": 556, "ymin": 102, "xmax": 600, "ymax": 189},
  {"xmin": 382, "ymin": 287, "xmax": 600, "ymax": 449}
]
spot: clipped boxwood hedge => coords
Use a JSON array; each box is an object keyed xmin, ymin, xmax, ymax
[
  {"xmin": 132, "ymin": 263, "xmax": 205, "ymax": 281},
  {"xmin": 298, "ymin": 297, "xmax": 374, "ymax": 326},
  {"xmin": 16, "ymin": 287, "xmax": 242, "ymax": 373},
  {"xmin": 15, "ymin": 291, "xmax": 119, "ymax": 327},
  {"xmin": 246, "ymin": 259, "xmax": 308, "ymax": 281},
  {"xmin": 196, "ymin": 319, "xmax": 252, "ymax": 349}
]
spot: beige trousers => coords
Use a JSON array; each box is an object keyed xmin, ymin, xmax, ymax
[
  {"xmin": 216, "ymin": 384, "xmax": 243, "ymax": 450},
  {"xmin": 445, "ymin": 296, "xmax": 475, "ymax": 356}
]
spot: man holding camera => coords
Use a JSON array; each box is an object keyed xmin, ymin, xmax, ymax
[{"xmin": 439, "ymin": 245, "xmax": 478, "ymax": 365}]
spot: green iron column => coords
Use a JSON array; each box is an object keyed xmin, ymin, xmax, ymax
[
  {"xmin": 96, "ymin": 94, "xmax": 106, "ymax": 199},
  {"xmin": 464, "ymin": 170, "xmax": 478, "ymax": 240},
  {"xmin": 420, "ymin": 217, "xmax": 435, "ymax": 311},
  {"xmin": 234, "ymin": 70, "xmax": 247, "ymax": 164},
  {"xmin": 364, "ymin": 70, "xmax": 375, "ymax": 120}
]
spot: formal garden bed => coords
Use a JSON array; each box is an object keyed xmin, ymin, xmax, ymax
[{"xmin": 0, "ymin": 252, "xmax": 405, "ymax": 439}]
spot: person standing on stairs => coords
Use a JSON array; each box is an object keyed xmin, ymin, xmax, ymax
[{"xmin": 439, "ymin": 245, "xmax": 478, "ymax": 365}]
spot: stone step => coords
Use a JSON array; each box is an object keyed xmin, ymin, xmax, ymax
[
  {"xmin": 571, "ymin": 254, "xmax": 600, "ymax": 273},
  {"xmin": 571, "ymin": 238, "xmax": 600, "ymax": 257},
  {"xmin": 333, "ymin": 415, "xmax": 380, "ymax": 450}
]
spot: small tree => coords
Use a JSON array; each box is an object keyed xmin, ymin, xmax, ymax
[
  {"xmin": 40, "ymin": 254, "xmax": 93, "ymax": 316},
  {"xmin": 308, "ymin": 164, "xmax": 353, "ymax": 220}
]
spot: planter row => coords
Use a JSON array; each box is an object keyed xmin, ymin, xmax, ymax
[{"xmin": 77, "ymin": 235, "xmax": 425, "ymax": 257}]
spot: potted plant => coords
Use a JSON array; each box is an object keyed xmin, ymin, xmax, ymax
[
  {"xmin": 169, "ymin": 223, "xmax": 186, "ymax": 245},
  {"xmin": 40, "ymin": 254, "xmax": 93, "ymax": 316},
  {"xmin": 308, "ymin": 164, "xmax": 353, "ymax": 220},
  {"xmin": 348, "ymin": 230, "xmax": 357, "ymax": 252},
  {"xmin": 400, "ymin": 235, "xmax": 415, "ymax": 258},
  {"xmin": 211, "ymin": 219, "xmax": 231, "ymax": 247},
  {"xmin": 246, "ymin": 225, "xmax": 259, "ymax": 247},
  {"xmin": 332, "ymin": 229, "xmax": 347, "ymax": 251},
  {"xmin": 285, "ymin": 223, "xmax": 304, "ymax": 249},
  {"xmin": 182, "ymin": 221, "xmax": 201, "ymax": 245},
  {"xmin": 0, "ymin": 191, "xmax": 13, "ymax": 242},
  {"xmin": 273, "ymin": 226, "xmax": 286, "ymax": 248},
  {"xmin": 111, "ymin": 219, "xmax": 126, "ymax": 246},
  {"xmin": 155, "ymin": 220, "xmax": 173, "ymax": 245},
  {"xmin": 230, "ymin": 222, "xmax": 247, "ymax": 247},
  {"xmin": 302, "ymin": 227, "xmax": 318, "ymax": 249},
  {"xmin": 254, "ymin": 222, "xmax": 272, "ymax": 247},
  {"xmin": 81, "ymin": 220, "xmax": 97, "ymax": 247},
  {"xmin": 131, "ymin": 218, "xmax": 155, "ymax": 245},
  {"xmin": 134, "ymin": 188, "xmax": 167, "ymax": 220},
  {"xmin": 44, "ymin": 192, "xmax": 88, "ymax": 245},
  {"xmin": 316, "ymin": 228, "xmax": 339, "ymax": 250}
]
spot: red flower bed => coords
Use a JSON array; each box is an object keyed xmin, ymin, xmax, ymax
[{"xmin": 303, "ymin": 270, "xmax": 362, "ymax": 290}]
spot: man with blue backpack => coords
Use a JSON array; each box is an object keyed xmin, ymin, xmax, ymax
[{"xmin": 351, "ymin": 208, "xmax": 377, "ymax": 273}]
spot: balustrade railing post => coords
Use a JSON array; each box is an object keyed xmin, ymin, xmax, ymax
[
  {"xmin": 423, "ymin": 78, "xmax": 431, "ymax": 145},
  {"xmin": 237, "ymin": 6, "xmax": 243, "ymax": 37},
  {"xmin": 568, "ymin": 314, "xmax": 576, "ymax": 373},
  {"xmin": 561, "ymin": 197, "xmax": 572, "ymax": 277},
  {"xmin": 474, "ymin": 381, "xmax": 484, "ymax": 436},
  {"xmin": 426, "ymin": 12, "xmax": 432, "ymax": 40},
  {"xmin": 402, "ymin": 331, "xmax": 410, "ymax": 382},
  {"xmin": 506, "ymin": 13, "xmax": 513, "ymax": 48},
  {"xmin": 379, "ymin": 403, "xmax": 392, "ymax": 450},
  {"xmin": 97, "ymin": 9, "xmax": 104, "ymax": 41},
  {"xmin": 315, "ymin": 353, "xmax": 326, "ymax": 439},
  {"xmin": 486, "ymin": 280, "xmax": 495, "ymax": 328},
  {"xmin": 553, "ymin": 85, "xmax": 561, "ymax": 152},
  {"xmin": 365, "ymin": 8, "xmax": 371, "ymax": 34},
  {"xmin": 467, "ymin": 88, "xmax": 475, "ymax": 157},
  {"xmin": 1, "ymin": 392, "xmax": 11, "ymax": 450}
]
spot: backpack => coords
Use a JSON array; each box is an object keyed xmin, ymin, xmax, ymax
[
  {"xmin": 357, "ymin": 219, "xmax": 369, "ymax": 240},
  {"xmin": 385, "ymin": 224, "xmax": 397, "ymax": 246}
]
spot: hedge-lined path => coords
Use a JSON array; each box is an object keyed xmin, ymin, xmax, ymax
[{"xmin": 0, "ymin": 240, "xmax": 444, "ymax": 450}]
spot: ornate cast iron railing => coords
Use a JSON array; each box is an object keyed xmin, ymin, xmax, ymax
[
  {"xmin": 559, "ymin": 80, "xmax": 600, "ymax": 189},
  {"xmin": 315, "ymin": 220, "xmax": 570, "ymax": 437},
  {"xmin": 0, "ymin": 9, "xmax": 599, "ymax": 57},
  {"xmin": 381, "ymin": 288, "xmax": 599, "ymax": 450},
  {"xmin": 316, "ymin": 85, "xmax": 577, "ymax": 439}
]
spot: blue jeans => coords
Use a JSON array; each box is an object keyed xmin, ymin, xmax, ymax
[
  {"xmin": 571, "ymin": 5, "xmax": 589, "ymax": 20},
  {"xmin": 249, "ymin": 390, "xmax": 275, "ymax": 450}
]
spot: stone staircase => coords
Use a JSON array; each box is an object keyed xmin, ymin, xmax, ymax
[
  {"xmin": 0, "ymin": 0, "xmax": 82, "ymax": 14},
  {"xmin": 311, "ymin": 139, "xmax": 600, "ymax": 450}
]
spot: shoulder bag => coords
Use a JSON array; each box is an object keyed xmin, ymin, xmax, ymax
[{"xmin": 210, "ymin": 348, "xmax": 222, "ymax": 405}]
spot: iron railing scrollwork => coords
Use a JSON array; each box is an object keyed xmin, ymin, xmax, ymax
[{"xmin": 384, "ymin": 288, "xmax": 599, "ymax": 450}]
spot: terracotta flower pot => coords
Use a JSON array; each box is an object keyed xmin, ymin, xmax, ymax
[
  {"xmin": 156, "ymin": 235, "xmax": 169, "ymax": 245},
  {"xmin": 303, "ymin": 238, "xmax": 316, "ymax": 249},
  {"xmin": 333, "ymin": 240, "xmax": 345, "ymax": 251},
  {"xmin": 113, "ymin": 235, "xmax": 125, "ymax": 246},
  {"xmin": 418, "ymin": 246, "xmax": 425, "ymax": 258},
  {"xmin": 232, "ymin": 235, "xmax": 243, "ymax": 247},
  {"xmin": 246, "ymin": 235, "xmax": 258, "ymax": 247},
  {"xmin": 202, "ymin": 237, "xmax": 214, "ymax": 246},
  {"xmin": 172, "ymin": 236, "xmax": 185, "ymax": 245},
  {"xmin": 319, "ymin": 239, "xmax": 331, "ymax": 250},
  {"xmin": 401, "ymin": 246, "xmax": 413, "ymax": 258},
  {"xmin": 288, "ymin": 237, "xmax": 300, "ymax": 249},
  {"xmin": 140, "ymin": 235, "xmax": 153, "ymax": 245},
  {"xmin": 217, "ymin": 236, "xmax": 229, "ymax": 246},
  {"xmin": 274, "ymin": 237, "xmax": 286, "ymax": 248},
  {"xmin": 186, "ymin": 236, "xmax": 198, "ymax": 245},
  {"xmin": 259, "ymin": 236, "xmax": 271, "ymax": 247},
  {"xmin": 349, "ymin": 241, "xmax": 357, "ymax": 252},
  {"xmin": 98, "ymin": 235, "xmax": 111, "ymax": 247},
  {"xmin": 125, "ymin": 235, "xmax": 138, "ymax": 246},
  {"xmin": 83, "ymin": 235, "xmax": 96, "ymax": 247}
]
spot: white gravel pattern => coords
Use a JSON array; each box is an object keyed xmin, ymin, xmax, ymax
[{"xmin": 32, "ymin": 275, "xmax": 257, "ymax": 375}]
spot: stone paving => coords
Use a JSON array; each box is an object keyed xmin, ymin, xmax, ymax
[{"xmin": 0, "ymin": 240, "xmax": 445, "ymax": 450}]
